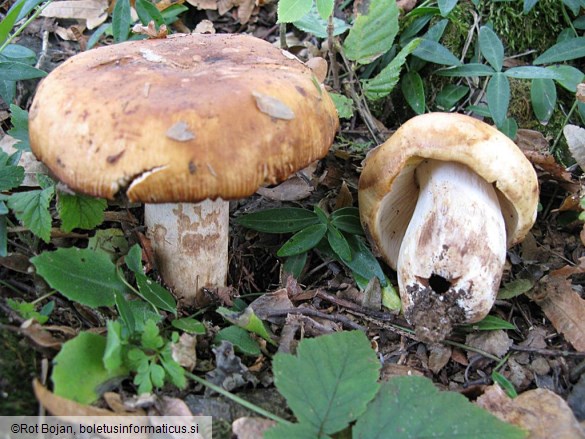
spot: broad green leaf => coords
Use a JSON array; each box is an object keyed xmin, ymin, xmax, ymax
[
  {"xmin": 343, "ymin": 0, "xmax": 399, "ymax": 64},
  {"xmin": 277, "ymin": 0, "xmax": 312, "ymax": 23},
  {"xmin": 87, "ymin": 23, "xmax": 110, "ymax": 50},
  {"xmin": 498, "ymin": 278, "xmax": 534, "ymax": 300},
  {"xmin": 399, "ymin": 14, "xmax": 432, "ymax": 45},
  {"xmin": 135, "ymin": 273, "xmax": 177, "ymax": 314},
  {"xmin": 412, "ymin": 39, "xmax": 461, "ymax": 66},
  {"xmin": 562, "ymin": 0, "xmax": 582, "ymax": 15},
  {"xmin": 531, "ymin": 78, "xmax": 556, "ymax": 125},
  {"xmin": 214, "ymin": 325, "xmax": 261, "ymax": 356},
  {"xmin": 575, "ymin": 15, "xmax": 585, "ymax": 30},
  {"xmin": 283, "ymin": 252, "xmax": 307, "ymax": 279},
  {"xmin": 293, "ymin": 5, "xmax": 350, "ymax": 38},
  {"xmin": 353, "ymin": 376, "xmax": 525, "ymax": 438},
  {"xmin": 277, "ymin": 223, "xmax": 327, "ymax": 257},
  {"xmin": 486, "ymin": 73, "xmax": 510, "ymax": 127},
  {"xmin": 467, "ymin": 104, "xmax": 491, "ymax": 117},
  {"xmin": 547, "ymin": 65, "xmax": 584, "ymax": 92},
  {"xmin": 435, "ymin": 63, "xmax": 495, "ymax": 77},
  {"xmin": 31, "ymin": 247, "xmax": 126, "ymax": 307},
  {"xmin": 8, "ymin": 186, "xmax": 54, "ymax": 242},
  {"xmin": 114, "ymin": 291, "xmax": 135, "ymax": 334},
  {"xmin": 217, "ymin": 306, "xmax": 276, "ymax": 345},
  {"xmin": 315, "ymin": 0, "xmax": 333, "ymax": 20},
  {"xmin": 160, "ymin": 3, "xmax": 188, "ymax": 23},
  {"xmin": 88, "ymin": 228, "xmax": 129, "ymax": 261},
  {"xmin": 364, "ymin": 38, "xmax": 421, "ymax": 100},
  {"xmin": 0, "ymin": 1, "xmax": 25, "ymax": 45},
  {"xmin": 504, "ymin": 66, "xmax": 563, "ymax": 80},
  {"xmin": 462, "ymin": 315, "xmax": 516, "ymax": 331},
  {"xmin": 401, "ymin": 71, "xmax": 425, "ymax": 114},
  {"xmin": 265, "ymin": 422, "xmax": 329, "ymax": 439},
  {"xmin": 126, "ymin": 300, "xmax": 162, "ymax": 332},
  {"xmin": 523, "ymin": 0, "xmax": 538, "ymax": 13},
  {"xmin": 273, "ymin": 331, "xmax": 380, "ymax": 435},
  {"xmin": 0, "ymin": 79, "xmax": 16, "ymax": 104},
  {"xmin": 104, "ymin": 320, "xmax": 125, "ymax": 371},
  {"xmin": 492, "ymin": 371, "xmax": 518, "ymax": 398},
  {"xmin": 125, "ymin": 242, "xmax": 143, "ymax": 273},
  {"xmin": 326, "ymin": 225, "xmax": 351, "ymax": 261},
  {"xmin": 135, "ymin": 0, "xmax": 164, "ymax": 26},
  {"xmin": 344, "ymin": 235, "xmax": 387, "ymax": 286},
  {"xmin": 329, "ymin": 92, "xmax": 354, "ymax": 119},
  {"xmin": 437, "ymin": 0, "xmax": 457, "ymax": 16},
  {"xmin": 112, "ymin": 0, "xmax": 132, "ymax": 43},
  {"xmin": 172, "ymin": 317, "xmax": 206, "ymax": 334},
  {"xmin": 52, "ymin": 332, "xmax": 128, "ymax": 404},
  {"xmin": 499, "ymin": 117, "xmax": 518, "ymax": 140},
  {"xmin": 0, "ymin": 61, "xmax": 46, "ymax": 81},
  {"xmin": 382, "ymin": 282, "xmax": 401, "ymax": 311},
  {"xmin": 14, "ymin": 0, "xmax": 46, "ymax": 21},
  {"xmin": 236, "ymin": 207, "xmax": 319, "ymax": 233},
  {"xmin": 479, "ymin": 26, "xmax": 504, "ymax": 72},
  {"xmin": 435, "ymin": 84, "xmax": 469, "ymax": 110},
  {"xmin": 7, "ymin": 104, "xmax": 30, "ymax": 151},
  {"xmin": 534, "ymin": 37, "xmax": 585, "ymax": 64},
  {"xmin": 57, "ymin": 193, "xmax": 107, "ymax": 232},
  {"xmin": 0, "ymin": 44, "xmax": 37, "ymax": 63},
  {"xmin": 330, "ymin": 207, "xmax": 363, "ymax": 235}
]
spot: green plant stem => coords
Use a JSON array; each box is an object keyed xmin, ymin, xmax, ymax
[
  {"xmin": 0, "ymin": 0, "xmax": 53, "ymax": 53},
  {"xmin": 551, "ymin": 100, "xmax": 578, "ymax": 154},
  {"xmin": 30, "ymin": 290, "xmax": 56, "ymax": 305},
  {"xmin": 185, "ymin": 371, "xmax": 290, "ymax": 425},
  {"xmin": 560, "ymin": 3, "xmax": 578, "ymax": 37}
]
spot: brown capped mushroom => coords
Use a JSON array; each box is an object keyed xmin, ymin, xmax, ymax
[
  {"xmin": 359, "ymin": 113, "xmax": 539, "ymax": 341},
  {"xmin": 29, "ymin": 33, "xmax": 339, "ymax": 306}
]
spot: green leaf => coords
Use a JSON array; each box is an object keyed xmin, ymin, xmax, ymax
[
  {"xmin": 0, "ymin": 215, "xmax": 6, "ymax": 257},
  {"xmin": 412, "ymin": 39, "xmax": 461, "ymax": 66},
  {"xmin": 112, "ymin": 0, "xmax": 132, "ymax": 43},
  {"xmin": 236, "ymin": 207, "xmax": 319, "ymax": 233},
  {"xmin": 171, "ymin": 317, "xmax": 206, "ymax": 334},
  {"xmin": 330, "ymin": 207, "xmax": 363, "ymax": 235},
  {"xmin": 57, "ymin": 193, "xmax": 107, "ymax": 232},
  {"xmin": 438, "ymin": 0, "xmax": 457, "ymax": 16},
  {"xmin": 6, "ymin": 298, "xmax": 49, "ymax": 324},
  {"xmin": 499, "ymin": 117, "xmax": 518, "ymax": 140},
  {"xmin": 217, "ymin": 306, "xmax": 276, "ymax": 345},
  {"xmin": 363, "ymin": 38, "xmax": 421, "ymax": 100},
  {"xmin": 343, "ymin": 0, "xmax": 399, "ymax": 64},
  {"xmin": 114, "ymin": 291, "xmax": 136, "ymax": 334},
  {"xmin": 504, "ymin": 66, "xmax": 563, "ymax": 80},
  {"xmin": 1, "ymin": 44, "xmax": 37, "ymax": 63},
  {"xmin": 149, "ymin": 362, "xmax": 166, "ymax": 388},
  {"xmin": 283, "ymin": 252, "xmax": 307, "ymax": 279},
  {"xmin": 215, "ymin": 325, "xmax": 261, "ymax": 356},
  {"xmin": 52, "ymin": 332, "xmax": 128, "ymax": 404},
  {"xmin": 401, "ymin": 71, "xmax": 425, "ymax": 114},
  {"xmin": 479, "ymin": 26, "xmax": 504, "ymax": 72},
  {"xmin": 273, "ymin": 331, "xmax": 380, "ymax": 435},
  {"xmin": 141, "ymin": 320, "xmax": 164, "ymax": 350},
  {"xmin": 326, "ymin": 225, "xmax": 351, "ymax": 261},
  {"xmin": 160, "ymin": 346, "xmax": 186, "ymax": 388},
  {"xmin": 435, "ymin": 63, "xmax": 495, "ymax": 77},
  {"xmin": 135, "ymin": 273, "xmax": 177, "ymax": 314},
  {"xmin": 486, "ymin": 73, "xmax": 510, "ymax": 127},
  {"xmin": 462, "ymin": 315, "xmax": 517, "ymax": 331},
  {"xmin": 0, "ymin": 1, "xmax": 25, "ymax": 46},
  {"xmin": 523, "ymin": 0, "xmax": 538, "ymax": 13},
  {"xmin": 498, "ymin": 278, "xmax": 534, "ymax": 300},
  {"xmin": 329, "ymin": 93, "xmax": 354, "ymax": 119},
  {"xmin": 315, "ymin": 0, "xmax": 333, "ymax": 20},
  {"xmin": 125, "ymin": 243, "xmax": 143, "ymax": 273},
  {"xmin": 277, "ymin": 0, "xmax": 313, "ymax": 23},
  {"xmin": 293, "ymin": 5, "xmax": 350, "ymax": 38},
  {"xmin": 104, "ymin": 320, "xmax": 125, "ymax": 371},
  {"xmin": 88, "ymin": 228, "xmax": 129, "ymax": 261},
  {"xmin": 0, "ymin": 61, "xmax": 46, "ymax": 81},
  {"xmin": 548, "ymin": 65, "xmax": 584, "ymax": 92},
  {"xmin": 127, "ymin": 300, "xmax": 162, "ymax": 332},
  {"xmin": 7, "ymin": 104, "xmax": 30, "ymax": 151},
  {"xmin": 354, "ymin": 376, "xmax": 525, "ymax": 438},
  {"xmin": 135, "ymin": 0, "xmax": 165, "ymax": 26},
  {"xmin": 0, "ymin": 153, "xmax": 24, "ymax": 191},
  {"xmin": 534, "ymin": 37, "xmax": 585, "ymax": 64},
  {"xmin": 381, "ymin": 282, "xmax": 401, "ymax": 311},
  {"xmin": 265, "ymin": 422, "xmax": 329, "ymax": 439},
  {"xmin": 277, "ymin": 223, "xmax": 327, "ymax": 257},
  {"xmin": 343, "ymin": 235, "xmax": 387, "ymax": 286},
  {"xmin": 7, "ymin": 186, "xmax": 55, "ymax": 242},
  {"xmin": 531, "ymin": 78, "xmax": 556, "ymax": 124},
  {"xmin": 435, "ymin": 84, "xmax": 469, "ymax": 110},
  {"xmin": 492, "ymin": 371, "xmax": 518, "ymax": 398},
  {"xmin": 31, "ymin": 248, "xmax": 127, "ymax": 308}
]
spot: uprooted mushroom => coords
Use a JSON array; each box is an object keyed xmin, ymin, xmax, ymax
[
  {"xmin": 359, "ymin": 113, "xmax": 539, "ymax": 341},
  {"xmin": 29, "ymin": 33, "xmax": 339, "ymax": 306}
]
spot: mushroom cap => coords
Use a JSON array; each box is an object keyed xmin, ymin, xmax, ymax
[
  {"xmin": 29, "ymin": 33, "xmax": 339, "ymax": 202},
  {"xmin": 359, "ymin": 112, "xmax": 539, "ymax": 270}
]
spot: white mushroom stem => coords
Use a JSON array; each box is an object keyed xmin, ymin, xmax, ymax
[
  {"xmin": 144, "ymin": 199, "xmax": 229, "ymax": 306},
  {"xmin": 397, "ymin": 160, "xmax": 507, "ymax": 341}
]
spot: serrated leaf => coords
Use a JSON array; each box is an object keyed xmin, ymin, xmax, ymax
[
  {"xmin": 7, "ymin": 186, "xmax": 54, "ymax": 242},
  {"xmin": 534, "ymin": 37, "xmax": 585, "ymax": 64},
  {"xmin": 435, "ymin": 63, "xmax": 495, "ymax": 77},
  {"xmin": 52, "ymin": 332, "xmax": 128, "ymax": 404},
  {"xmin": 0, "ymin": 158, "xmax": 24, "ymax": 191},
  {"xmin": 326, "ymin": 225, "xmax": 351, "ymax": 261},
  {"xmin": 315, "ymin": 0, "xmax": 333, "ymax": 20},
  {"xmin": 413, "ymin": 39, "xmax": 461, "ymax": 66},
  {"xmin": 293, "ymin": 5, "xmax": 350, "ymax": 38},
  {"xmin": 435, "ymin": 84, "xmax": 469, "ymax": 110},
  {"xmin": 498, "ymin": 278, "xmax": 534, "ymax": 300},
  {"xmin": 329, "ymin": 92, "xmax": 354, "ymax": 119},
  {"xmin": 236, "ymin": 208, "xmax": 319, "ymax": 233},
  {"xmin": 438, "ymin": 0, "xmax": 457, "ymax": 16},
  {"xmin": 548, "ymin": 65, "xmax": 584, "ymax": 92},
  {"xmin": 479, "ymin": 26, "xmax": 504, "ymax": 72},
  {"xmin": 343, "ymin": 0, "xmax": 399, "ymax": 64},
  {"xmin": 353, "ymin": 376, "xmax": 525, "ymax": 438},
  {"xmin": 364, "ymin": 38, "xmax": 421, "ymax": 100},
  {"xmin": 112, "ymin": 0, "xmax": 132, "ymax": 42},
  {"xmin": 215, "ymin": 325, "xmax": 261, "ymax": 356},
  {"xmin": 7, "ymin": 104, "xmax": 30, "ymax": 151},
  {"xmin": 160, "ymin": 346, "xmax": 186, "ymax": 388},
  {"xmin": 531, "ymin": 78, "xmax": 557, "ymax": 125},
  {"xmin": 0, "ymin": 61, "xmax": 46, "ymax": 81},
  {"xmin": 172, "ymin": 317, "xmax": 206, "ymax": 334},
  {"xmin": 31, "ymin": 247, "xmax": 126, "ymax": 308},
  {"xmin": 277, "ymin": 0, "xmax": 312, "ymax": 23},
  {"xmin": 217, "ymin": 306, "xmax": 275, "ymax": 345},
  {"xmin": 57, "ymin": 193, "xmax": 107, "ymax": 232},
  {"xmin": 273, "ymin": 331, "xmax": 381, "ymax": 435},
  {"xmin": 504, "ymin": 66, "xmax": 563, "ymax": 80},
  {"xmin": 142, "ymin": 320, "xmax": 164, "ymax": 350},
  {"xmin": 330, "ymin": 207, "xmax": 363, "ymax": 235},
  {"xmin": 486, "ymin": 73, "xmax": 510, "ymax": 127},
  {"xmin": 277, "ymin": 223, "xmax": 327, "ymax": 257},
  {"xmin": 401, "ymin": 71, "xmax": 425, "ymax": 114}
]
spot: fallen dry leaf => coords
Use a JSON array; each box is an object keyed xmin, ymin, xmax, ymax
[
  {"xmin": 249, "ymin": 288, "xmax": 294, "ymax": 323},
  {"xmin": 20, "ymin": 321, "xmax": 76, "ymax": 350},
  {"xmin": 428, "ymin": 344, "xmax": 452, "ymax": 374},
  {"xmin": 397, "ymin": 0, "xmax": 417, "ymax": 11},
  {"xmin": 577, "ymin": 82, "xmax": 585, "ymax": 103},
  {"xmin": 193, "ymin": 19, "xmax": 215, "ymax": 34},
  {"xmin": 186, "ymin": 0, "xmax": 217, "ymax": 8},
  {"xmin": 166, "ymin": 121, "xmax": 195, "ymax": 141},
  {"xmin": 236, "ymin": 0, "xmax": 256, "ymax": 24},
  {"xmin": 171, "ymin": 333, "xmax": 197, "ymax": 370},
  {"xmin": 103, "ymin": 392, "xmax": 147, "ymax": 414},
  {"xmin": 256, "ymin": 176, "xmax": 313, "ymax": 201},
  {"xmin": 252, "ymin": 92, "xmax": 295, "ymax": 120},
  {"xmin": 132, "ymin": 21, "xmax": 168, "ymax": 38},
  {"xmin": 334, "ymin": 181, "xmax": 354, "ymax": 210},
  {"xmin": 565, "ymin": 124, "xmax": 585, "ymax": 170},
  {"xmin": 466, "ymin": 330, "xmax": 513, "ymax": 358},
  {"xmin": 155, "ymin": 396, "xmax": 193, "ymax": 416},
  {"xmin": 232, "ymin": 417, "xmax": 276, "ymax": 439},
  {"xmin": 477, "ymin": 384, "xmax": 585, "ymax": 439},
  {"xmin": 305, "ymin": 57, "xmax": 328, "ymax": 83},
  {"xmin": 41, "ymin": 0, "xmax": 108, "ymax": 29}
]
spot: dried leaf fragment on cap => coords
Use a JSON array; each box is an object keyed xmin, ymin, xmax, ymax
[{"xmin": 252, "ymin": 92, "xmax": 295, "ymax": 120}]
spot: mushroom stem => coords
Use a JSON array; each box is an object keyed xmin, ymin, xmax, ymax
[
  {"xmin": 144, "ymin": 199, "xmax": 229, "ymax": 306},
  {"xmin": 397, "ymin": 160, "xmax": 507, "ymax": 342}
]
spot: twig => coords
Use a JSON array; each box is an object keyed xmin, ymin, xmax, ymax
[
  {"xmin": 510, "ymin": 344, "xmax": 585, "ymax": 358},
  {"xmin": 265, "ymin": 307, "xmax": 365, "ymax": 331},
  {"xmin": 327, "ymin": 15, "xmax": 340, "ymax": 90}
]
